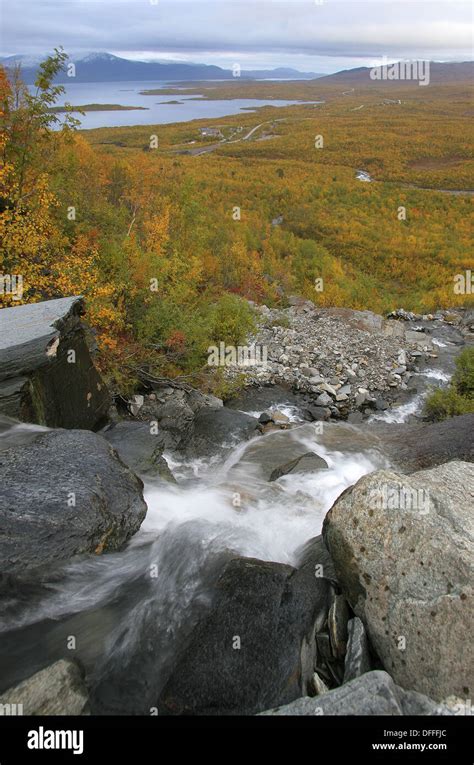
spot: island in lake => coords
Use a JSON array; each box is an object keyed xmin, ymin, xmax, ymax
[{"xmin": 50, "ymin": 103, "xmax": 149, "ymax": 113}]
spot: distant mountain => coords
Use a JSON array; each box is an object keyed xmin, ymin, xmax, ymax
[
  {"xmin": 317, "ymin": 61, "xmax": 474, "ymax": 86},
  {"xmin": 242, "ymin": 67, "xmax": 322, "ymax": 80},
  {"xmin": 0, "ymin": 52, "xmax": 322, "ymax": 83}
]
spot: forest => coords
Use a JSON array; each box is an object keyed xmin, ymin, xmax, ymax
[{"xmin": 1, "ymin": 51, "xmax": 473, "ymax": 393}]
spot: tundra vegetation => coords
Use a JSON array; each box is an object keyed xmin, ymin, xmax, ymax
[{"xmin": 1, "ymin": 51, "xmax": 472, "ymax": 393}]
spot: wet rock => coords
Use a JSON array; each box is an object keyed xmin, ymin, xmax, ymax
[
  {"xmin": 232, "ymin": 432, "xmax": 328, "ymax": 482},
  {"xmin": 260, "ymin": 670, "xmax": 450, "ymax": 716},
  {"xmin": 328, "ymin": 594, "xmax": 350, "ymax": 659},
  {"xmin": 343, "ymin": 617, "xmax": 372, "ymax": 682},
  {"xmin": 102, "ymin": 421, "xmax": 175, "ymax": 482},
  {"xmin": 323, "ymin": 460, "xmax": 474, "ymax": 701},
  {"xmin": 0, "ymin": 429, "xmax": 147, "ymax": 579},
  {"xmin": 270, "ymin": 409, "xmax": 290, "ymax": 425},
  {"xmin": 157, "ymin": 555, "xmax": 334, "ymax": 715},
  {"xmin": 269, "ymin": 452, "xmax": 328, "ymax": 481},
  {"xmin": 296, "ymin": 534, "xmax": 338, "ymax": 583},
  {"xmin": 305, "ymin": 406, "xmax": 331, "ymax": 422},
  {"xmin": 0, "ymin": 297, "xmax": 110, "ymax": 430},
  {"xmin": 347, "ymin": 411, "xmax": 364, "ymax": 424},
  {"xmin": 189, "ymin": 407, "xmax": 259, "ymax": 456},
  {"xmin": 0, "ymin": 659, "xmax": 89, "ymax": 715},
  {"xmin": 90, "ymin": 528, "xmax": 235, "ymax": 715},
  {"xmin": 260, "ymin": 422, "xmax": 281, "ymax": 435},
  {"xmin": 372, "ymin": 414, "xmax": 474, "ymax": 472}
]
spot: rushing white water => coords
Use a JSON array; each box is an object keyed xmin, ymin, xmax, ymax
[
  {"xmin": 370, "ymin": 365, "xmax": 451, "ymax": 423},
  {"xmin": 143, "ymin": 425, "xmax": 383, "ymax": 565},
  {"xmin": 421, "ymin": 367, "xmax": 451, "ymax": 382},
  {"xmin": 0, "ymin": 422, "xmax": 384, "ymax": 638},
  {"xmin": 0, "ymin": 418, "xmax": 390, "ymax": 711},
  {"xmin": 239, "ymin": 403, "xmax": 304, "ymax": 422},
  {"xmin": 370, "ymin": 394, "xmax": 425, "ymax": 424}
]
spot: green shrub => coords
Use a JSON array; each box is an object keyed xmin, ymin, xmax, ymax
[
  {"xmin": 208, "ymin": 294, "xmax": 256, "ymax": 346},
  {"xmin": 424, "ymin": 386, "xmax": 473, "ymax": 420},
  {"xmin": 452, "ymin": 346, "xmax": 474, "ymax": 396},
  {"xmin": 424, "ymin": 347, "xmax": 474, "ymax": 421}
]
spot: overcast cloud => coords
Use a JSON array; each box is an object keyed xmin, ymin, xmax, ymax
[{"xmin": 1, "ymin": 0, "xmax": 472, "ymax": 73}]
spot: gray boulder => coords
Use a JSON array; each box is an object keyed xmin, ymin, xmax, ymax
[
  {"xmin": 140, "ymin": 393, "xmax": 195, "ymax": 450},
  {"xmin": 372, "ymin": 414, "xmax": 474, "ymax": 472},
  {"xmin": 231, "ymin": 430, "xmax": 328, "ymax": 482},
  {"xmin": 102, "ymin": 421, "xmax": 175, "ymax": 482},
  {"xmin": 189, "ymin": 407, "xmax": 259, "ymax": 456},
  {"xmin": 157, "ymin": 555, "xmax": 334, "ymax": 715},
  {"xmin": 0, "ymin": 297, "xmax": 110, "ymax": 430},
  {"xmin": 0, "ymin": 429, "xmax": 147, "ymax": 579},
  {"xmin": 0, "ymin": 659, "xmax": 89, "ymax": 715},
  {"xmin": 295, "ymin": 534, "xmax": 338, "ymax": 583},
  {"xmin": 323, "ymin": 460, "xmax": 474, "ymax": 701},
  {"xmin": 305, "ymin": 406, "xmax": 331, "ymax": 422},
  {"xmin": 260, "ymin": 670, "xmax": 450, "ymax": 716},
  {"xmin": 269, "ymin": 452, "xmax": 329, "ymax": 482}
]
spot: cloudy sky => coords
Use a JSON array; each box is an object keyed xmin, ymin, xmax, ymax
[{"xmin": 1, "ymin": 0, "xmax": 472, "ymax": 73}]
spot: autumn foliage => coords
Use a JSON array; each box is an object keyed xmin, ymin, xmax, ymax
[{"xmin": 1, "ymin": 53, "xmax": 472, "ymax": 392}]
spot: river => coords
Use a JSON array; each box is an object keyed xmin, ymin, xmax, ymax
[{"xmin": 0, "ymin": 315, "xmax": 464, "ymax": 713}]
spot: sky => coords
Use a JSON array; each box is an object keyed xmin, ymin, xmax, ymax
[{"xmin": 1, "ymin": 0, "xmax": 472, "ymax": 73}]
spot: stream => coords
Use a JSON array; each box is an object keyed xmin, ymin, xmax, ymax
[
  {"xmin": 356, "ymin": 169, "xmax": 474, "ymax": 196},
  {"xmin": 0, "ymin": 316, "xmax": 465, "ymax": 713}
]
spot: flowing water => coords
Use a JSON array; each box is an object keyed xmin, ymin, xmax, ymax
[
  {"xmin": 0, "ymin": 316, "xmax": 464, "ymax": 712},
  {"xmin": 0, "ymin": 414, "xmax": 390, "ymax": 711}
]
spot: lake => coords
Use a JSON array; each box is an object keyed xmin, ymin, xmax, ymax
[{"xmin": 53, "ymin": 80, "xmax": 318, "ymax": 129}]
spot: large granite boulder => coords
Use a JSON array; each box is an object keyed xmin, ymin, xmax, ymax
[
  {"xmin": 0, "ymin": 297, "xmax": 110, "ymax": 430},
  {"xmin": 0, "ymin": 429, "xmax": 147, "ymax": 580},
  {"xmin": 0, "ymin": 659, "xmax": 89, "ymax": 715},
  {"xmin": 323, "ymin": 461, "xmax": 474, "ymax": 701},
  {"xmin": 157, "ymin": 555, "xmax": 334, "ymax": 715},
  {"xmin": 260, "ymin": 670, "xmax": 450, "ymax": 716}
]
